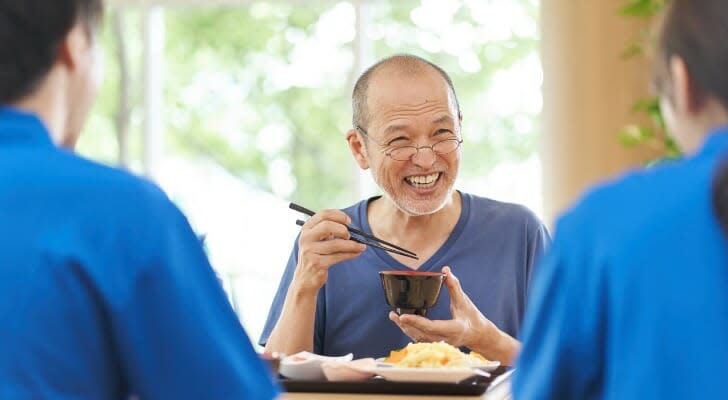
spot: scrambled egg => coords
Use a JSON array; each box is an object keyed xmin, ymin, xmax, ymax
[{"xmin": 384, "ymin": 341, "xmax": 488, "ymax": 368}]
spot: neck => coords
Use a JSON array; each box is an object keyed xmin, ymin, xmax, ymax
[
  {"xmin": 368, "ymin": 191, "xmax": 462, "ymax": 268},
  {"xmin": 371, "ymin": 191, "xmax": 462, "ymax": 238},
  {"xmin": 685, "ymin": 99, "xmax": 728, "ymax": 154}
]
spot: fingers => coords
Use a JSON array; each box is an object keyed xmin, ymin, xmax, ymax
[
  {"xmin": 303, "ymin": 242, "xmax": 366, "ymax": 267},
  {"xmin": 442, "ymin": 265, "xmax": 466, "ymax": 307},
  {"xmin": 389, "ymin": 311, "xmax": 463, "ymax": 344},
  {"xmin": 303, "ymin": 219, "xmax": 351, "ymax": 242},
  {"xmin": 303, "ymin": 209, "xmax": 351, "ymax": 232},
  {"xmin": 298, "ymin": 210, "xmax": 366, "ymax": 263},
  {"xmin": 310, "ymin": 238, "xmax": 366, "ymax": 255},
  {"xmin": 389, "ymin": 311, "xmax": 429, "ymax": 342},
  {"xmin": 293, "ymin": 210, "xmax": 366, "ymax": 293}
]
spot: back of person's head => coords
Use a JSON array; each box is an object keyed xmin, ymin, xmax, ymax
[
  {"xmin": 652, "ymin": 0, "xmax": 728, "ymax": 233},
  {"xmin": 0, "ymin": 0, "xmax": 104, "ymax": 105},
  {"xmin": 652, "ymin": 0, "xmax": 728, "ymax": 109}
]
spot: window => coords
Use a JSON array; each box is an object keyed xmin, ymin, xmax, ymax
[{"xmin": 79, "ymin": 0, "xmax": 541, "ymax": 346}]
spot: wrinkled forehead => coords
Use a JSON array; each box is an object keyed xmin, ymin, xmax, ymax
[{"xmin": 367, "ymin": 69, "xmax": 459, "ymax": 125}]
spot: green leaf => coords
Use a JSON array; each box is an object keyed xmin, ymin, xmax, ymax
[
  {"xmin": 620, "ymin": 41, "xmax": 644, "ymax": 59},
  {"xmin": 619, "ymin": 124, "xmax": 654, "ymax": 146},
  {"xmin": 620, "ymin": 0, "xmax": 664, "ymax": 18}
]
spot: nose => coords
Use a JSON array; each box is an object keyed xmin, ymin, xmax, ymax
[{"xmin": 411, "ymin": 146, "xmax": 436, "ymax": 169}]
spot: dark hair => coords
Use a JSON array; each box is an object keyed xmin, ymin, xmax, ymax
[
  {"xmin": 653, "ymin": 0, "xmax": 728, "ymax": 233},
  {"xmin": 352, "ymin": 54, "xmax": 461, "ymax": 131},
  {"xmin": 652, "ymin": 0, "xmax": 728, "ymax": 108},
  {"xmin": 714, "ymin": 158, "xmax": 728, "ymax": 234},
  {"xmin": 0, "ymin": 0, "xmax": 103, "ymax": 105}
]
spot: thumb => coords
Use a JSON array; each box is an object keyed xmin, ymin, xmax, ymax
[{"xmin": 442, "ymin": 266, "xmax": 465, "ymax": 307}]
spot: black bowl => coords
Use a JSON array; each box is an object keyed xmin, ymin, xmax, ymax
[{"xmin": 379, "ymin": 271, "xmax": 445, "ymax": 317}]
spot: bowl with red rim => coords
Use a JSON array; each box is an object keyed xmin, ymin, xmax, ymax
[{"xmin": 379, "ymin": 270, "xmax": 445, "ymax": 317}]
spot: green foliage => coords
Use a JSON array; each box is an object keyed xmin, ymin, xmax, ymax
[
  {"xmin": 83, "ymin": 1, "xmax": 541, "ymax": 210},
  {"xmin": 620, "ymin": 0, "xmax": 666, "ymax": 18},
  {"xmin": 619, "ymin": 0, "xmax": 679, "ymax": 161},
  {"xmin": 619, "ymin": 99, "xmax": 680, "ymax": 159}
]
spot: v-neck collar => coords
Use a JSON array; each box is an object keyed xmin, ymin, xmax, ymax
[{"xmin": 357, "ymin": 191, "xmax": 470, "ymax": 271}]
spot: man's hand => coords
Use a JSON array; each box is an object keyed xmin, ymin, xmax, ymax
[
  {"xmin": 265, "ymin": 209, "xmax": 366, "ymax": 355},
  {"xmin": 388, "ymin": 266, "xmax": 520, "ymax": 364},
  {"xmin": 292, "ymin": 209, "xmax": 367, "ymax": 296}
]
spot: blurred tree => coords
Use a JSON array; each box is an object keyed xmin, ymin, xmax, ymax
[{"xmin": 80, "ymin": 0, "xmax": 540, "ymax": 210}]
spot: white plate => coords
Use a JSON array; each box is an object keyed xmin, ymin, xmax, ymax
[
  {"xmin": 376, "ymin": 359, "xmax": 500, "ymax": 373},
  {"xmin": 372, "ymin": 366, "xmax": 490, "ymax": 383},
  {"xmin": 321, "ymin": 358, "xmax": 377, "ymax": 382},
  {"xmin": 279, "ymin": 352, "xmax": 353, "ymax": 381},
  {"xmin": 475, "ymin": 359, "xmax": 501, "ymax": 372}
]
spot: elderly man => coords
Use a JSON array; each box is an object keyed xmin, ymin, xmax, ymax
[
  {"xmin": 0, "ymin": 1, "xmax": 276, "ymax": 398},
  {"xmin": 261, "ymin": 54, "xmax": 549, "ymax": 364}
]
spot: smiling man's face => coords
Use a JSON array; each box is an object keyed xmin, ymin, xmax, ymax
[{"xmin": 362, "ymin": 66, "xmax": 461, "ymax": 216}]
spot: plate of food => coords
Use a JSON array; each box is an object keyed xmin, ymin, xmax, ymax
[
  {"xmin": 373, "ymin": 341, "xmax": 500, "ymax": 383},
  {"xmin": 279, "ymin": 351, "xmax": 353, "ymax": 381}
]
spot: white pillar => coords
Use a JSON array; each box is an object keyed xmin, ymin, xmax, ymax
[
  {"xmin": 142, "ymin": 6, "xmax": 165, "ymax": 180},
  {"xmin": 351, "ymin": 0, "xmax": 377, "ymax": 200}
]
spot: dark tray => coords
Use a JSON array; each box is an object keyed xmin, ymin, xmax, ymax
[{"xmin": 280, "ymin": 366, "xmax": 512, "ymax": 396}]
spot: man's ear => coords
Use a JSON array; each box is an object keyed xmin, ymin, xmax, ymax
[
  {"xmin": 57, "ymin": 24, "xmax": 90, "ymax": 71},
  {"xmin": 346, "ymin": 129, "xmax": 370, "ymax": 170},
  {"xmin": 670, "ymin": 55, "xmax": 704, "ymax": 114}
]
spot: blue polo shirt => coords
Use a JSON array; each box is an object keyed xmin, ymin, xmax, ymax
[
  {"xmin": 0, "ymin": 108, "xmax": 278, "ymax": 399},
  {"xmin": 260, "ymin": 193, "xmax": 550, "ymax": 358},
  {"xmin": 513, "ymin": 128, "xmax": 728, "ymax": 399}
]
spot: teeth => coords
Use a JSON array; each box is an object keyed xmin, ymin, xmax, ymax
[{"xmin": 406, "ymin": 173, "xmax": 440, "ymax": 186}]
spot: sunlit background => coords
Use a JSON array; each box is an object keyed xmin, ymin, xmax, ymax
[{"xmin": 81, "ymin": 0, "xmax": 542, "ymax": 346}]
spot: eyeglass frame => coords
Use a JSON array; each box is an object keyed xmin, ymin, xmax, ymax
[{"xmin": 354, "ymin": 125, "xmax": 463, "ymax": 162}]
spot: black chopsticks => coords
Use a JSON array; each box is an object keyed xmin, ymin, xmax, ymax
[{"xmin": 290, "ymin": 202, "xmax": 419, "ymax": 260}]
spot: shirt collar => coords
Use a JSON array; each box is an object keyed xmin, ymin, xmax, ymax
[
  {"xmin": 0, "ymin": 106, "xmax": 55, "ymax": 148},
  {"xmin": 697, "ymin": 125, "xmax": 728, "ymax": 159}
]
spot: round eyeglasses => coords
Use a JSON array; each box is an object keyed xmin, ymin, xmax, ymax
[{"xmin": 355, "ymin": 125, "xmax": 463, "ymax": 162}]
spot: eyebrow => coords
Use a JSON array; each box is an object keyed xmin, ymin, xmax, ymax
[
  {"xmin": 432, "ymin": 115, "xmax": 455, "ymax": 125},
  {"xmin": 381, "ymin": 115, "xmax": 456, "ymax": 137},
  {"xmin": 382, "ymin": 124, "xmax": 410, "ymax": 137}
]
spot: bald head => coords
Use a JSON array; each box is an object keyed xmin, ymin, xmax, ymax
[{"xmin": 351, "ymin": 54, "xmax": 461, "ymax": 130}]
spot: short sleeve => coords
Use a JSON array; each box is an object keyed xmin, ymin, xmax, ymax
[
  {"xmin": 259, "ymin": 237, "xmax": 300, "ymax": 347},
  {"xmin": 526, "ymin": 222, "xmax": 552, "ymax": 291},
  {"xmin": 259, "ymin": 234, "xmax": 327, "ymax": 354}
]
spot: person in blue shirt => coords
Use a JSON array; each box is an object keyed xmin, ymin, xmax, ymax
[
  {"xmin": 0, "ymin": 1, "xmax": 278, "ymax": 399},
  {"xmin": 261, "ymin": 54, "xmax": 550, "ymax": 363},
  {"xmin": 511, "ymin": 0, "xmax": 728, "ymax": 398}
]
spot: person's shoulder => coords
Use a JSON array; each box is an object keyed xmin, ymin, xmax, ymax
[
  {"xmin": 340, "ymin": 197, "xmax": 375, "ymax": 224},
  {"xmin": 557, "ymin": 157, "xmax": 705, "ymax": 244},
  {"xmin": 462, "ymin": 192, "xmax": 543, "ymax": 227},
  {"xmin": 341, "ymin": 199, "xmax": 367, "ymax": 214},
  {"xmin": 56, "ymin": 151, "xmax": 176, "ymax": 217}
]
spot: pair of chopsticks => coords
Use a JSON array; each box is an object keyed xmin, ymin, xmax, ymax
[{"xmin": 290, "ymin": 202, "xmax": 419, "ymax": 260}]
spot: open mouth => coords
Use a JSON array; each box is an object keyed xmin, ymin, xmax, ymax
[{"xmin": 404, "ymin": 172, "xmax": 441, "ymax": 189}]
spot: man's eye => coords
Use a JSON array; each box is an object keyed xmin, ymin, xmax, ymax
[
  {"xmin": 435, "ymin": 129, "xmax": 453, "ymax": 136},
  {"xmin": 386, "ymin": 137, "xmax": 408, "ymax": 146}
]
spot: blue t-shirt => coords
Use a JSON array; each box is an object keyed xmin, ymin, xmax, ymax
[
  {"xmin": 0, "ymin": 108, "xmax": 278, "ymax": 400},
  {"xmin": 260, "ymin": 193, "xmax": 550, "ymax": 359},
  {"xmin": 513, "ymin": 128, "xmax": 728, "ymax": 399}
]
